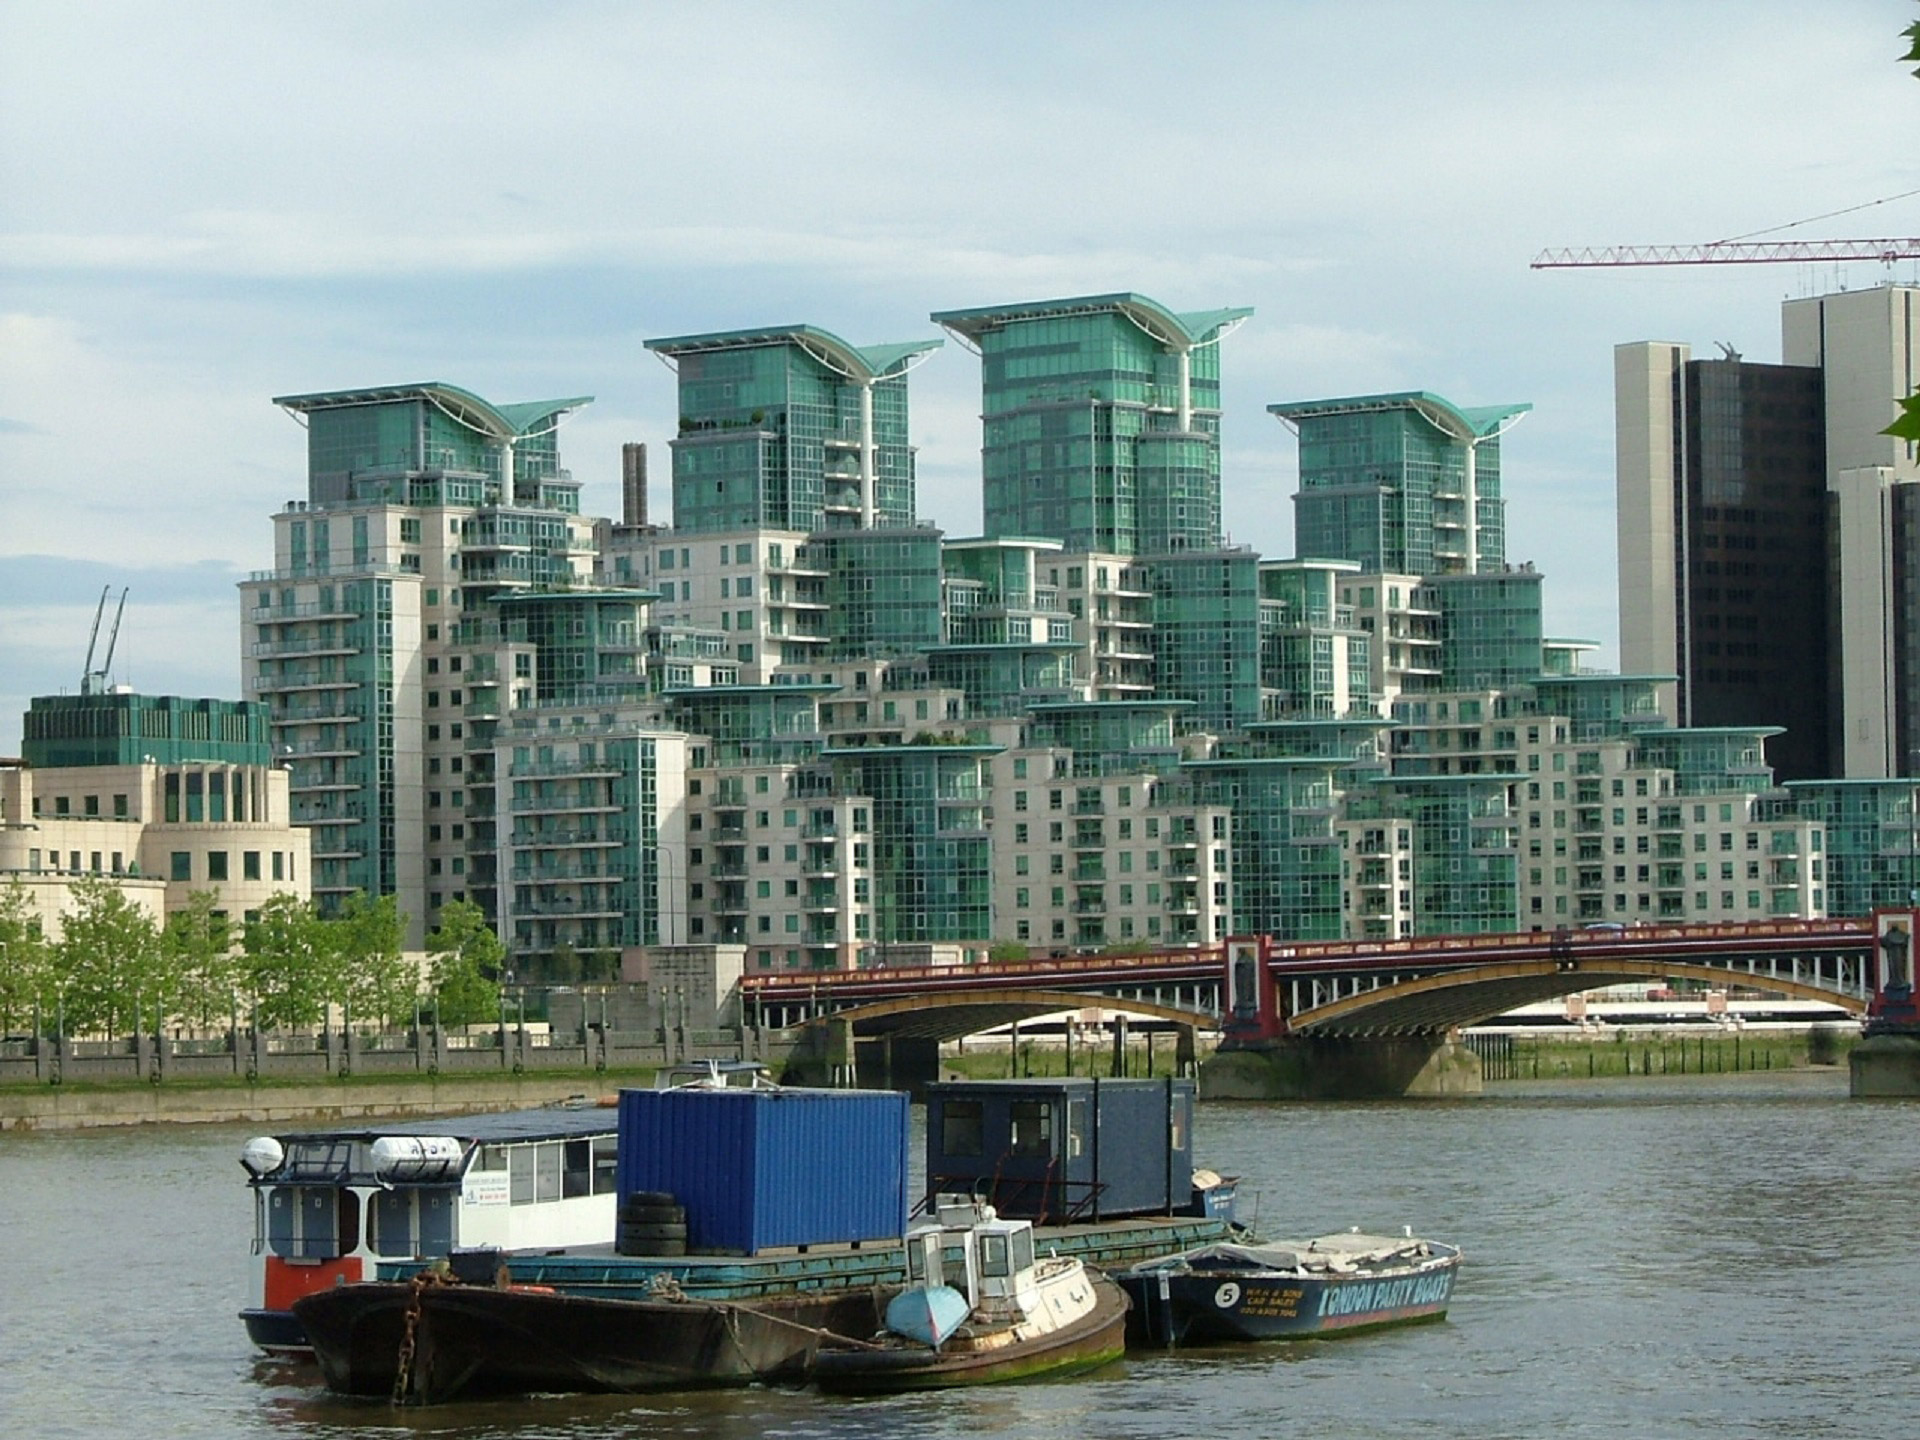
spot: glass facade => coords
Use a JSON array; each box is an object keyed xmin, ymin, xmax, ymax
[
  {"xmin": 1672, "ymin": 359, "xmax": 1830, "ymax": 780},
  {"xmin": 647, "ymin": 327, "xmax": 938, "ymax": 535},
  {"xmin": 827, "ymin": 744, "xmax": 997, "ymax": 943},
  {"xmin": 933, "ymin": 294, "xmax": 1249, "ymax": 556},
  {"xmin": 1274, "ymin": 392, "xmax": 1526, "ymax": 578},
  {"xmin": 1149, "ymin": 548, "xmax": 1263, "ymax": 733}
]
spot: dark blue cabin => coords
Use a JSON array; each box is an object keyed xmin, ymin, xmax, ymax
[{"xmin": 923, "ymin": 1077, "xmax": 1200, "ymax": 1224}]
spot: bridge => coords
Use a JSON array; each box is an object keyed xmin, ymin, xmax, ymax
[{"xmin": 739, "ymin": 914, "xmax": 1896, "ymax": 1097}]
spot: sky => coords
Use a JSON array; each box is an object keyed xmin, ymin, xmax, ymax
[{"xmin": 3, "ymin": 1, "xmax": 1917, "ymax": 755}]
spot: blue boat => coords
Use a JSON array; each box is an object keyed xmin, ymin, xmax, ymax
[{"xmin": 1119, "ymin": 1229, "xmax": 1461, "ymax": 1347}]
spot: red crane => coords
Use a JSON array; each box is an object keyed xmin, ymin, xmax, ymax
[{"xmin": 1532, "ymin": 238, "xmax": 1920, "ymax": 268}]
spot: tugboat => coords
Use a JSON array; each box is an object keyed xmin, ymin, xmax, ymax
[
  {"xmin": 812, "ymin": 1197, "xmax": 1130, "ymax": 1393},
  {"xmin": 1119, "ymin": 1226, "xmax": 1460, "ymax": 1347}
]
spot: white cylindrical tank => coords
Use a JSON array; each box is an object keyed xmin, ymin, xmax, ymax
[{"xmin": 371, "ymin": 1135, "xmax": 464, "ymax": 1179}]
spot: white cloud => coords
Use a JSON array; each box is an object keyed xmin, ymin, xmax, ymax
[{"xmin": 2, "ymin": 0, "xmax": 1917, "ymax": 749}]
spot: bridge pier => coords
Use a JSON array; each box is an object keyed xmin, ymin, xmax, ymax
[
  {"xmin": 854, "ymin": 1035, "xmax": 944, "ymax": 1097},
  {"xmin": 1199, "ymin": 1035, "xmax": 1483, "ymax": 1101},
  {"xmin": 1850, "ymin": 1033, "xmax": 1920, "ymax": 1097}
]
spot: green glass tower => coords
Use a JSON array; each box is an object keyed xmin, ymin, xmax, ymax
[
  {"xmin": 932, "ymin": 293, "xmax": 1251, "ymax": 556},
  {"xmin": 645, "ymin": 325, "xmax": 941, "ymax": 534},
  {"xmin": 1271, "ymin": 392, "xmax": 1529, "ymax": 576}
]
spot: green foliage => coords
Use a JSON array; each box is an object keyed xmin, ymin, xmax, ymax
[
  {"xmin": 162, "ymin": 890, "xmax": 238, "ymax": 1032},
  {"xmin": 54, "ymin": 876, "xmax": 163, "ymax": 1036},
  {"xmin": 987, "ymin": 941, "xmax": 1030, "ymax": 964},
  {"xmin": 427, "ymin": 899, "xmax": 503, "ymax": 1028},
  {"xmin": 1904, "ymin": 10, "xmax": 1920, "ymax": 76},
  {"xmin": 1886, "ymin": 391, "xmax": 1920, "ymax": 443},
  {"xmin": 243, "ymin": 892, "xmax": 335, "ymax": 1029},
  {"xmin": 0, "ymin": 878, "xmax": 52, "ymax": 1034},
  {"xmin": 333, "ymin": 892, "xmax": 416, "ymax": 1026}
]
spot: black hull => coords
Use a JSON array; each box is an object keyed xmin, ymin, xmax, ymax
[
  {"xmin": 239, "ymin": 1307, "xmax": 311, "ymax": 1356},
  {"xmin": 812, "ymin": 1279, "xmax": 1130, "ymax": 1394},
  {"xmin": 294, "ymin": 1283, "xmax": 888, "ymax": 1403},
  {"xmin": 1121, "ymin": 1249, "xmax": 1459, "ymax": 1347}
]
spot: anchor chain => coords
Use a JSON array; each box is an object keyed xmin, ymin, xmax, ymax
[{"xmin": 390, "ymin": 1267, "xmax": 451, "ymax": 1404}]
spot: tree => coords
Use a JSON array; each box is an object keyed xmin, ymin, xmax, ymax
[
  {"xmin": 427, "ymin": 899, "xmax": 503, "ymax": 1027},
  {"xmin": 333, "ymin": 892, "xmax": 416, "ymax": 1027},
  {"xmin": 53, "ymin": 876, "xmax": 163, "ymax": 1037},
  {"xmin": 243, "ymin": 893, "xmax": 335, "ymax": 1029},
  {"xmin": 162, "ymin": 890, "xmax": 239, "ymax": 1034},
  {"xmin": 0, "ymin": 878, "xmax": 52, "ymax": 1035}
]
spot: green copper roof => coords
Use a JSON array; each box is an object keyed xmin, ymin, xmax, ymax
[
  {"xmin": 1268, "ymin": 391, "xmax": 1530, "ymax": 439},
  {"xmin": 273, "ymin": 382, "xmax": 592, "ymax": 440},
  {"xmin": 930, "ymin": 292, "xmax": 1253, "ymax": 349},
  {"xmin": 643, "ymin": 324, "xmax": 941, "ymax": 381}
]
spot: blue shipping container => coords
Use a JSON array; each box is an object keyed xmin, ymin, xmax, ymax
[{"xmin": 616, "ymin": 1086, "xmax": 909, "ymax": 1255}]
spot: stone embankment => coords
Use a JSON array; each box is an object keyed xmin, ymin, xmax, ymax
[{"xmin": 0, "ymin": 1072, "xmax": 639, "ymax": 1132}]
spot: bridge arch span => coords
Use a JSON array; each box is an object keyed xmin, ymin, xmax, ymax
[
  {"xmin": 820, "ymin": 988, "xmax": 1216, "ymax": 1044},
  {"xmin": 1291, "ymin": 958, "xmax": 1867, "ymax": 1037}
]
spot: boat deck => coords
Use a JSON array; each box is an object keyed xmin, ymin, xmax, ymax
[{"xmin": 378, "ymin": 1214, "xmax": 1236, "ymax": 1301}]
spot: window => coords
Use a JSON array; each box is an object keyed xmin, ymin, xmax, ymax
[
  {"xmin": 244, "ymin": 851, "xmax": 261, "ymax": 881},
  {"xmin": 171, "ymin": 852, "xmax": 192, "ymax": 882},
  {"xmin": 207, "ymin": 852, "xmax": 229, "ymax": 881},
  {"xmin": 941, "ymin": 1100, "xmax": 984, "ymax": 1156}
]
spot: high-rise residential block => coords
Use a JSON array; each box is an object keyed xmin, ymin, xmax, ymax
[
  {"xmin": 244, "ymin": 382, "xmax": 595, "ymax": 945},
  {"xmin": 1271, "ymin": 391, "xmax": 1529, "ymax": 577},
  {"xmin": 932, "ymin": 293, "xmax": 1251, "ymax": 556},
  {"xmin": 644, "ymin": 325, "xmax": 940, "ymax": 534}
]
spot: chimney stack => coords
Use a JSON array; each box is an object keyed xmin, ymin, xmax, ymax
[{"xmin": 621, "ymin": 442, "xmax": 648, "ymax": 527}]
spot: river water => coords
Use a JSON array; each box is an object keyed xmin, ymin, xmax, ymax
[{"xmin": 2, "ymin": 1070, "xmax": 1912, "ymax": 1440}]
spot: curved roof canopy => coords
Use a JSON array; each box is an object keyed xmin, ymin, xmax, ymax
[
  {"xmin": 1268, "ymin": 390, "xmax": 1529, "ymax": 441},
  {"xmin": 931, "ymin": 292, "xmax": 1253, "ymax": 351},
  {"xmin": 272, "ymin": 382, "xmax": 592, "ymax": 440},
  {"xmin": 644, "ymin": 324, "xmax": 941, "ymax": 382}
]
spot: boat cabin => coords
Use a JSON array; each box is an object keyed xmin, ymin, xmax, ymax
[
  {"xmin": 907, "ymin": 1197, "xmax": 1040, "ymax": 1315},
  {"xmin": 924, "ymin": 1077, "xmax": 1221, "ymax": 1224},
  {"xmin": 239, "ymin": 1104, "xmax": 621, "ymax": 1352}
]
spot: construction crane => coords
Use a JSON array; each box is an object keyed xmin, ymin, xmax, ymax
[
  {"xmin": 1534, "ymin": 187, "xmax": 1920, "ymax": 269},
  {"xmin": 81, "ymin": 586, "xmax": 128, "ymax": 695},
  {"xmin": 1532, "ymin": 239, "xmax": 1920, "ymax": 268}
]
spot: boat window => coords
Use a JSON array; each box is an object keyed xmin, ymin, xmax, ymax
[
  {"xmin": 1012, "ymin": 1228, "xmax": 1035, "ymax": 1273},
  {"xmin": 1168, "ymin": 1095, "xmax": 1189, "ymax": 1152},
  {"xmin": 591, "ymin": 1136, "xmax": 619, "ymax": 1194},
  {"xmin": 907, "ymin": 1236, "xmax": 927, "ymax": 1281},
  {"xmin": 563, "ymin": 1140, "xmax": 592, "ymax": 1199},
  {"xmin": 1009, "ymin": 1100, "xmax": 1053, "ymax": 1158},
  {"xmin": 941, "ymin": 1101, "xmax": 984, "ymax": 1157},
  {"xmin": 535, "ymin": 1142, "xmax": 563, "ymax": 1203},
  {"xmin": 504, "ymin": 1141, "xmax": 568, "ymax": 1204},
  {"xmin": 474, "ymin": 1144, "xmax": 507, "ymax": 1172},
  {"xmin": 978, "ymin": 1232, "xmax": 1011, "ymax": 1278}
]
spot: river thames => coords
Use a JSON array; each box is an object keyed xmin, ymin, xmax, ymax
[{"xmin": 2, "ymin": 1069, "xmax": 1912, "ymax": 1440}]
